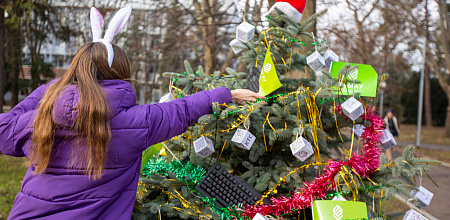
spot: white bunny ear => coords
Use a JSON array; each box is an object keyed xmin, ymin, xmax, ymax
[
  {"xmin": 103, "ymin": 7, "xmax": 132, "ymax": 42},
  {"xmin": 90, "ymin": 7, "xmax": 104, "ymax": 41}
]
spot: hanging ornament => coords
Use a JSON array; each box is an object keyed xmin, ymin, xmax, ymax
[
  {"xmin": 341, "ymin": 97, "xmax": 364, "ymax": 121},
  {"xmin": 307, "ymin": 51, "xmax": 326, "ymax": 75},
  {"xmin": 259, "ymin": 43, "xmax": 282, "ymax": 96},
  {"xmin": 252, "ymin": 213, "xmax": 269, "ymax": 220},
  {"xmin": 380, "ymin": 129, "xmax": 397, "ymax": 150},
  {"xmin": 323, "ymin": 49, "xmax": 339, "ymax": 69},
  {"xmin": 231, "ymin": 128, "xmax": 256, "ymax": 150},
  {"xmin": 193, "ymin": 136, "xmax": 215, "ymax": 158},
  {"xmin": 236, "ymin": 21, "xmax": 255, "ymax": 43},
  {"xmin": 410, "ymin": 186, "xmax": 434, "ymax": 209},
  {"xmin": 230, "ymin": 39, "xmax": 245, "ymax": 54},
  {"xmin": 290, "ymin": 137, "xmax": 314, "ymax": 161},
  {"xmin": 353, "ymin": 124, "xmax": 365, "ymax": 138},
  {"xmin": 160, "ymin": 77, "xmax": 175, "ymax": 103},
  {"xmin": 402, "ymin": 209, "xmax": 428, "ymax": 220},
  {"xmin": 266, "ymin": 0, "xmax": 307, "ymax": 23},
  {"xmin": 311, "ymin": 200, "xmax": 368, "ymax": 220}
]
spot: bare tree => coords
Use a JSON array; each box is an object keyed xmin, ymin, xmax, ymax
[
  {"xmin": 383, "ymin": 0, "xmax": 450, "ymax": 134},
  {"xmin": 5, "ymin": 0, "xmax": 23, "ymax": 108},
  {"xmin": 423, "ymin": 0, "xmax": 433, "ymax": 127}
]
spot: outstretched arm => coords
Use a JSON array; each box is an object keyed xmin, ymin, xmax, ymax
[{"xmin": 134, "ymin": 88, "xmax": 263, "ymax": 152}]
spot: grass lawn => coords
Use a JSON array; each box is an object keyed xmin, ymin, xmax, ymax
[
  {"xmin": 0, "ymin": 155, "xmax": 27, "ymax": 220},
  {"xmin": 399, "ymin": 124, "xmax": 450, "ymax": 146}
]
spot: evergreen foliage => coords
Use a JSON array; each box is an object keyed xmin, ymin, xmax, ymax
[{"xmin": 133, "ymin": 9, "xmax": 441, "ymax": 220}]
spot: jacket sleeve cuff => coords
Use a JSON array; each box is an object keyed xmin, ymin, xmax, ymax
[{"xmin": 208, "ymin": 87, "xmax": 232, "ymax": 104}]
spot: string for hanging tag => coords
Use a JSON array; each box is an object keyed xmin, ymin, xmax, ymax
[
  {"xmin": 312, "ymin": 32, "xmax": 319, "ymax": 52},
  {"xmin": 162, "ymin": 142, "xmax": 182, "ymax": 165},
  {"xmin": 243, "ymin": 112, "xmax": 251, "ymax": 130},
  {"xmin": 169, "ymin": 77, "xmax": 174, "ymax": 94},
  {"xmin": 419, "ymin": 168, "xmax": 423, "ymax": 187},
  {"xmin": 352, "ymin": 72, "xmax": 356, "ymax": 98}
]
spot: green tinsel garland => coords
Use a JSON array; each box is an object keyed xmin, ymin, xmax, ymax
[
  {"xmin": 143, "ymin": 157, "xmax": 237, "ymax": 219},
  {"xmin": 142, "ymin": 157, "xmax": 206, "ymax": 186}
]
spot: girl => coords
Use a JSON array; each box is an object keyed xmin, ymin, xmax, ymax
[{"xmin": 0, "ymin": 7, "xmax": 263, "ymax": 219}]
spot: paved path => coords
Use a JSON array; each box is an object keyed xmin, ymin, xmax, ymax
[
  {"xmin": 397, "ymin": 141, "xmax": 450, "ymax": 151},
  {"xmin": 392, "ymin": 150, "xmax": 450, "ymax": 219}
]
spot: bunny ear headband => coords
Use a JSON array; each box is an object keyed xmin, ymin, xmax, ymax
[{"xmin": 90, "ymin": 7, "xmax": 132, "ymax": 67}]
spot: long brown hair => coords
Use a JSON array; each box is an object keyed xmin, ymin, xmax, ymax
[{"xmin": 31, "ymin": 42, "xmax": 131, "ymax": 180}]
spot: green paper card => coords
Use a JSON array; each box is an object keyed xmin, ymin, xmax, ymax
[
  {"xmin": 312, "ymin": 200, "xmax": 368, "ymax": 220},
  {"xmin": 330, "ymin": 62, "xmax": 378, "ymax": 97},
  {"xmin": 259, "ymin": 44, "xmax": 282, "ymax": 96},
  {"xmin": 141, "ymin": 143, "xmax": 164, "ymax": 172}
]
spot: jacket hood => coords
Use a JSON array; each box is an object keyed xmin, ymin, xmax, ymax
[{"xmin": 52, "ymin": 80, "xmax": 136, "ymax": 127}]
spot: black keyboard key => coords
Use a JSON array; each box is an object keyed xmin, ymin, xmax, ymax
[
  {"xmin": 194, "ymin": 163, "xmax": 271, "ymax": 209},
  {"xmin": 216, "ymin": 196, "xmax": 228, "ymax": 207}
]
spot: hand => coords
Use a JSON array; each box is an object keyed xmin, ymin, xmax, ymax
[{"xmin": 230, "ymin": 89, "xmax": 265, "ymax": 104}]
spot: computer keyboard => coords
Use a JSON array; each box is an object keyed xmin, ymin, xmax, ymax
[{"xmin": 194, "ymin": 163, "xmax": 271, "ymax": 208}]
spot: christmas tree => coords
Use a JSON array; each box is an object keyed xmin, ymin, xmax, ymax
[{"xmin": 132, "ymin": 3, "xmax": 440, "ymax": 220}]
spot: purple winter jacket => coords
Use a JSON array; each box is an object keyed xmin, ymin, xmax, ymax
[{"xmin": 0, "ymin": 79, "xmax": 232, "ymax": 219}]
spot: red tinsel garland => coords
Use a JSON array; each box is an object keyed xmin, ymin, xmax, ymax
[{"xmin": 238, "ymin": 107, "xmax": 384, "ymax": 218}]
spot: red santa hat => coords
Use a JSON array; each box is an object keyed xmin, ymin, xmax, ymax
[{"xmin": 267, "ymin": 0, "xmax": 307, "ymax": 23}]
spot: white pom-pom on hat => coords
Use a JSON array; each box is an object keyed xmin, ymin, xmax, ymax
[{"xmin": 267, "ymin": 0, "xmax": 307, "ymax": 23}]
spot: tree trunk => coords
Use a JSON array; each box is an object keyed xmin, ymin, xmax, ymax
[
  {"xmin": 423, "ymin": 0, "xmax": 433, "ymax": 127},
  {"xmin": 6, "ymin": 20, "xmax": 21, "ymax": 108},
  {"xmin": 221, "ymin": 48, "xmax": 234, "ymax": 73},
  {"xmin": 0, "ymin": 7, "xmax": 5, "ymax": 113},
  {"xmin": 299, "ymin": 0, "xmax": 316, "ymax": 55},
  {"xmin": 424, "ymin": 65, "xmax": 433, "ymax": 126},
  {"xmin": 203, "ymin": 40, "xmax": 216, "ymax": 74},
  {"xmin": 446, "ymin": 97, "xmax": 450, "ymax": 136},
  {"xmin": 202, "ymin": 0, "xmax": 217, "ymax": 74}
]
